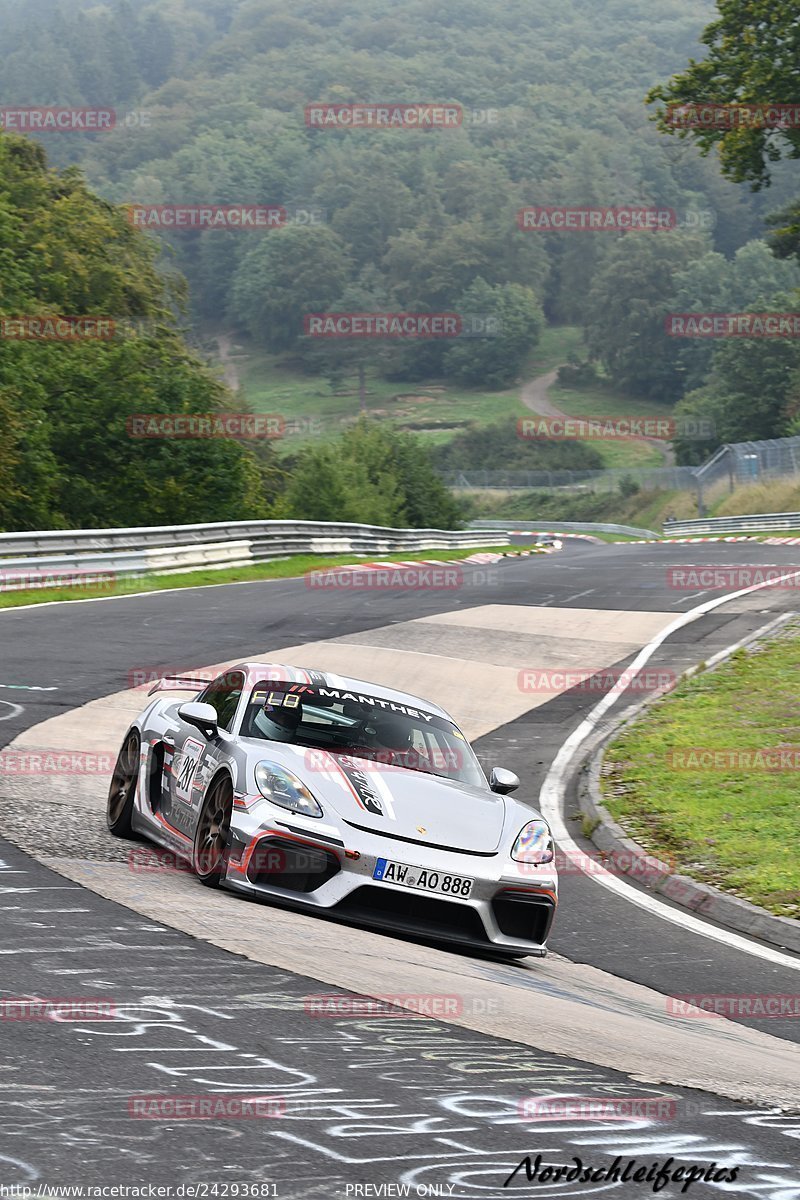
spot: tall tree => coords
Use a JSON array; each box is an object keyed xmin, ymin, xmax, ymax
[
  {"xmin": 585, "ymin": 232, "xmax": 707, "ymax": 400},
  {"xmin": 648, "ymin": 0, "xmax": 800, "ymax": 189},
  {"xmin": 229, "ymin": 225, "xmax": 352, "ymax": 350}
]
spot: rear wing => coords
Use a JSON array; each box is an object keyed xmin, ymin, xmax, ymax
[{"xmin": 148, "ymin": 676, "xmax": 211, "ymax": 697}]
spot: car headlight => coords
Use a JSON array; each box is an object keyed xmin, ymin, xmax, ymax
[
  {"xmin": 254, "ymin": 762, "xmax": 323, "ymax": 818},
  {"xmin": 511, "ymin": 819, "xmax": 554, "ymax": 864}
]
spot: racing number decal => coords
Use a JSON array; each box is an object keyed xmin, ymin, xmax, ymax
[{"xmin": 174, "ymin": 738, "xmax": 205, "ymax": 806}]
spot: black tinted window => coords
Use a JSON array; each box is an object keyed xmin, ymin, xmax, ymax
[{"xmin": 199, "ymin": 671, "xmax": 244, "ymax": 732}]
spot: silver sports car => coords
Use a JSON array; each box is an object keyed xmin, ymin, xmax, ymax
[{"xmin": 107, "ymin": 663, "xmax": 558, "ymax": 958}]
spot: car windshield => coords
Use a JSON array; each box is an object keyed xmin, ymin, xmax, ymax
[{"xmin": 240, "ymin": 682, "xmax": 486, "ymax": 787}]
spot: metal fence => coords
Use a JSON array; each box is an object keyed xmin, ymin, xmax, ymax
[
  {"xmin": 442, "ymin": 467, "xmax": 696, "ymax": 493},
  {"xmin": 694, "ymin": 437, "xmax": 800, "ymax": 495},
  {"xmin": 442, "ymin": 435, "xmax": 800, "ymax": 499}
]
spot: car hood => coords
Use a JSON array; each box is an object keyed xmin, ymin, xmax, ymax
[{"xmin": 243, "ymin": 742, "xmax": 507, "ymax": 854}]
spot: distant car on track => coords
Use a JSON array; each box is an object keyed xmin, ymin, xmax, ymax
[{"xmin": 107, "ymin": 663, "xmax": 558, "ymax": 958}]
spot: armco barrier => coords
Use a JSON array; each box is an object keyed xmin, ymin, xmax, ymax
[
  {"xmin": 0, "ymin": 520, "xmax": 518, "ymax": 586},
  {"xmin": 470, "ymin": 519, "xmax": 660, "ymax": 539},
  {"xmin": 663, "ymin": 513, "xmax": 800, "ymax": 536}
]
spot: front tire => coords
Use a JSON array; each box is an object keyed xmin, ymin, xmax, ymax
[
  {"xmin": 193, "ymin": 773, "xmax": 233, "ymax": 887},
  {"xmin": 107, "ymin": 730, "xmax": 141, "ymax": 838}
]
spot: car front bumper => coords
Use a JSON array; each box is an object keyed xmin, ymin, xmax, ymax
[{"xmin": 223, "ymin": 818, "xmax": 558, "ymax": 956}]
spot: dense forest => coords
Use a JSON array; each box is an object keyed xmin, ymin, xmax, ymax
[{"xmin": 1, "ymin": 0, "xmax": 799, "ymax": 528}]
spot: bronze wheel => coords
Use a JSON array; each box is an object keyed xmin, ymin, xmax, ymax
[
  {"xmin": 107, "ymin": 731, "xmax": 140, "ymax": 838},
  {"xmin": 193, "ymin": 774, "xmax": 233, "ymax": 887}
]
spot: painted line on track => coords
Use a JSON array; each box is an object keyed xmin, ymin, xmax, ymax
[
  {"xmin": 0, "ymin": 684, "xmax": 58, "ymax": 692},
  {"xmin": 539, "ymin": 569, "xmax": 800, "ymax": 971}
]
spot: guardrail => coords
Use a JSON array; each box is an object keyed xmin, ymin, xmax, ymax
[
  {"xmin": 470, "ymin": 519, "xmax": 661, "ymax": 538},
  {"xmin": 663, "ymin": 513, "xmax": 800, "ymax": 536},
  {"xmin": 0, "ymin": 519, "xmax": 517, "ymax": 586}
]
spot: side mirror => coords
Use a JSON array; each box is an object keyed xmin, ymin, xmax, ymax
[
  {"xmin": 490, "ymin": 767, "xmax": 519, "ymax": 795},
  {"xmin": 178, "ymin": 702, "xmax": 219, "ymax": 738}
]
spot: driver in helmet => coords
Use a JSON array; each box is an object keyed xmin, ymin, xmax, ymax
[
  {"xmin": 254, "ymin": 699, "xmax": 302, "ymax": 743},
  {"xmin": 371, "ymin": 711, "xmax": 430, "ymax": 772}
]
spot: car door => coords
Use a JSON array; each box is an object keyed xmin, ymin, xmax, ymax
[{"xmin": 163, "ymin": 672, "xmax": 244, "ymax": 840}]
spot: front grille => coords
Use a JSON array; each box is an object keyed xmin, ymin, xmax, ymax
[
  {"xmin": 491, "ymin": 891, "xmax": 555, "ymax": 943},
  {"xmin": 247, "ymin": 837, "xmax": 340, "ymax": 893},
  {"xmin": 335, "ymin": 885, "xmax": 489, "ymax": 942}
]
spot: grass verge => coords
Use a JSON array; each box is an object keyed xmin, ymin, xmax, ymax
[
  {"xmin": 601, "ymin": 627, "xmax": 800, "ymax": 919},
  {"xmin": 215, "ymin": 326, "xmax": 659, "ymax": 465},
  {"xmin": 544, "ymin": 383, "xmax": 670, "ymax": 469},
  {"xmin": 0, "ymin": 545, "xmax": 520, "ymax": 611}
]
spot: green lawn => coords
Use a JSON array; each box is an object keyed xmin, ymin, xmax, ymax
[
  {"xmin": 525, "ymin": 324, "xmax": 586, "ymax": 374},
  {"xmin": 0, "ymin": 545, "xmax": 520, "ymax": 610},
  {"xmin": 215, "ymin": 326, "xmax": 664, "ymax": 467},
  {"xmin": 544, "ymin": 384, "xmax": 674, "ymax": 469},
  {"xmin": 234, "ymin": 346, "xmax": 525, "ymax": 451},
  {"xmin": 601, "ymin": 629, "xmax": 800, "ymax": 918}
]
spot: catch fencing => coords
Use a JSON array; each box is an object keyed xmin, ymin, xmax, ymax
[
  {"xmin": 442, "ymin": 435, "xmax": 800, "ymax": 499},
  {"xmin": 442, "ymin": 467, "xmax": 695, "ymax": 493}
]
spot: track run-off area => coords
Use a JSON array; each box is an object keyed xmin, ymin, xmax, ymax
[{"xmin": 1, "ymin": 538, "xmax": 800, "ymax": 1198}]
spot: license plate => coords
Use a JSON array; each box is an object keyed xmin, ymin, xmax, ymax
[{"xmin": 373, "ymin": 857, "xmax": 473, "ymax": 898}]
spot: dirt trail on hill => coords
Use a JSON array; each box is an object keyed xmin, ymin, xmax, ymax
[{"xmin": 520, "ymin": 367, "xmax": 675, "ymax": 466}]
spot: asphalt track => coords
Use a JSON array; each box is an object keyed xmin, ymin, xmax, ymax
[{"xmin": 2, "ymin": 540, "xmax": 800, "ymax": 1197}]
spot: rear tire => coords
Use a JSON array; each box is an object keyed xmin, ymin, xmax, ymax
[
  {"xmin": 107, "ymin": 730, "xmax": 141, "ymax": 839},
  {"xmin": 193, "ymin": 773, "xmax": 234, "ymax": 887}
]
